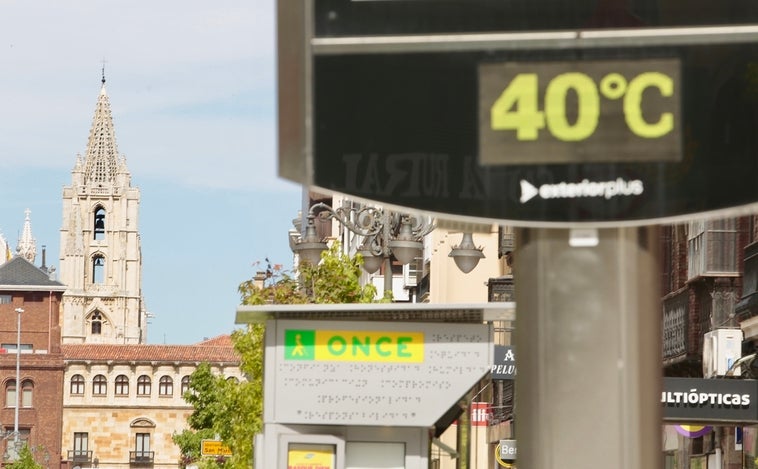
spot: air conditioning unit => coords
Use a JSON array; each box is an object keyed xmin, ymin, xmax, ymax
[{"xmin": 703, "ymin": 328, "xmax": 743, "ymax": 378}]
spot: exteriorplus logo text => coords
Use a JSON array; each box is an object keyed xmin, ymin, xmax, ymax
[{"xmin": 520, "ymin": 178, "xmax": 644, "ymax": 203}]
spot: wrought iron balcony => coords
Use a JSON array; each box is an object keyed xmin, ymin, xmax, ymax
[
  {"xmin": 129, "ymin": 451, "xmax": 154, "ymax": 465},
  {"xmin": 662, "ymin": 291, "xmax": 688, "ymax": 362},
  {"xmin": 67, "ymin": 450, "xmax": 93, "ymax": 463}
]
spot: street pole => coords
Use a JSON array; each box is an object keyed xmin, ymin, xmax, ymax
[
  {"xmin": 514, "ymin": 227, "xmax": 661, "ymax": 469},
  {"xmin": 381, "ymin": 211, "xmax": 392, "ymax": 295},
  {"xmin": 14, "ymin": 307, "xmax": 23, "ymax": 451}
]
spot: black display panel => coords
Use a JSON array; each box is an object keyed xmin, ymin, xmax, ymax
[
  {"xmin": 312, "ymin": 43, "xmax": 758, "ymax": 224},
  {"xmin": 314, "ymin": 0, "xmax": 758, "ymax": 37}
]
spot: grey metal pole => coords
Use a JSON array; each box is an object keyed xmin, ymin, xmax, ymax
[
  {"xmin": 14, "ymin": 307, "xmax": 23, "ymax": 449},
  {"xmin": 514, "ymin": 227, "xmax": 661, "ymax": 469},
  {"xmin": 382, "ymin": 212, "xmax": 393, "ymax": 295}
]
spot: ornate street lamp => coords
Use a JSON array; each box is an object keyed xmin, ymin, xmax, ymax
[
  {"xmin": 290, "ymin": 213, "xmax": 328, "ymax": 266},
  {"xmin": 449, "ymin": 232, "xmax": 486, "ymax": 274},
  {"xmin": 290, "ymin": 202, "xmax": 486, "ymax": 293}
]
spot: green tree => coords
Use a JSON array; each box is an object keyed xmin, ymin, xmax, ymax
[
  {"xmin": 175, "ymin": 243, "xmax": 378, "ymax": 469},
  {"xmin": 5, "ymin": 445, "xmax": 42, "ymax": 469}
]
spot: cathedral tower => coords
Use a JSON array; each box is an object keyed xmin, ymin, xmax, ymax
[{"xmin": 59, "ymin": 76, "xmax": 146, "ymax": 344}]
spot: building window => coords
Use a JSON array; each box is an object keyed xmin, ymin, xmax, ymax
[
  {"xmin": 137, "ymin": 376, "xmax": 151, "ymax": 396},
  {"xmin": 94, "ymin": 207, "xmax": 106, "ymax": 241},
  {"xmin": 93, "ymin": 375, "xmax": 107, "ymax": 396},
  {"xmin": 115, "ymin": 375, "xmax": 129, "ymax": 396},
  {"xmin": 3, "ymin": 428, "xmax": 29, "ymax": 446},
  {"xmin": 1, "ymin": 344, "xmax": 33, "ymax": 353},
  {"xmin": 91, "ymin": 311, "xmax": 103, "ymax": 335},
  {"xmin": 5, "ymin": 380, "xmax": 16, "ymax": 408},
  {"xmin": 70, "ymin": 375, "xmax": 85, "ymax": 395},
  {"xmin": 21, "ymin": 380, "xmax": 32, "ymax": 408},
  {"xmin": 92, "ymin": 254, "xmax": 105, "ymax": 284},
  {"xmin": 181, "ymin": 376, "xmax": 191, "ymax": 395},
  {"xmin": 73, "ymin": 432, "xmax": 89, "ymax": 460},
  {"xmin": 158, "ymin": 376, "xmax": 173, "ymax": 396},
  {"xmin": 134, "ymin": 433, "xmax": 151, "ymax": 461},
  {"xmin": 0, "ymin": 295, "xmax": 11, "ymax": 304}
]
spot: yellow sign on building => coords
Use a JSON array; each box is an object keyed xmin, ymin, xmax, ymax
[{"xmin": 201, "ymin": 440, "xmax": 232, "ymax": 457}]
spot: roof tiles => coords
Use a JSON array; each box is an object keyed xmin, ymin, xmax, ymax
[{"xmin": 62, "ymin": 335, "xmax": 239, "ymax": 364}]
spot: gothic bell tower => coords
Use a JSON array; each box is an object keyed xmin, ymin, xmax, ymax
[{"xmin": 59, "ymin": 75, "xmax": 146, "ymax": 344}]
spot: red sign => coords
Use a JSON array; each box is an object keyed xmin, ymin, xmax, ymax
[{"xmin": 471, "ymin": 402, "xmax": 492, "ymax": 427}]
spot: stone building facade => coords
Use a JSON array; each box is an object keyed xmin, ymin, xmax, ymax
[
  {"xmin": 60, "ymin": 336, "xmax": 240, "ymax": 469},
  {"xmin": 0, "ymin": 78, "xmax": 243, "ymax": 469}
]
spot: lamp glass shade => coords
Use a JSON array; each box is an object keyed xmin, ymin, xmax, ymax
[
  {"xmin": 360, "ymin": 252, "xmax": 383, "ymax": 273},
  {"xmin": 389, "ymin": 239, "xmax": 422, "ymax": 265}
]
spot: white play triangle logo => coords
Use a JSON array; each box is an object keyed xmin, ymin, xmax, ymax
[
  {"xmin": 520, "ymin": 180, "xmax": 539, "ymax": 203},
  {"xmin": 518, "ymin": 178, "xmax": 645, "ymax": 204}
]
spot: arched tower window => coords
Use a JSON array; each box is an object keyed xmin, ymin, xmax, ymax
[
  {"xmin": 91, "ymin": 311, "xmax": 103, "ymax": 335},
  {"xmin": 92, "ymin": 254, "xmax": 105, "ymax": 284},
  {"xmin": 94, "ymin": 207, "xmax": 106, "ymax": 240}
]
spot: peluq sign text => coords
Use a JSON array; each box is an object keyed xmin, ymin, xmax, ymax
[{"xmin": 284, "ymin": 329, "xmax": 424, "ymax": 363}]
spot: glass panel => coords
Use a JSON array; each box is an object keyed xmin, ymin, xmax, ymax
[
  {"xmin": 74, "ymin": 433, "xmax": 89, "ymax": 451},
  {"xmin": 6, "ymin": 386, "xmax": 16, "ymax": 408},
  {"xmin": 346, "ymin": 442, "xmax": 404, "ymax": 469},
  {"xmin": 21, "ymin": 383, "xmax": 32, "ymax": 408},
  {"xmin": 136, "ymin": 433, "xmax": 150, "ymax": 453}
]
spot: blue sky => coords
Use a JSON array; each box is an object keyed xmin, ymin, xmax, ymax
[{"xmin": 0, "ymin": 0, "xmax": 303, "ymax": 344}]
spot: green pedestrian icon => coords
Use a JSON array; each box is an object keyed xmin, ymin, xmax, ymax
[{"xmin": 284, "ymin": 329, "xmax": 315, "ymax": 360}]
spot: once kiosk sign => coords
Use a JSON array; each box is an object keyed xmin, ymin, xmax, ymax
[
  {"xmin": 269, "ymin": 319, "xmax": 491, "ymax": 427},
  {"xmin": 279, "ymin": 0, "xmax": 758, "ymax": 225}
]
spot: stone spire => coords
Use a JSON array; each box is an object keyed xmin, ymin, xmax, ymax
[
  {"xmin": 16, "ymin": 208, "xmax": 36, "ymax": 263},
  {"xmin": 0, "ymin": 233, "xmax": 10, "ymax": 264},
  {"xmin": 83, "ymin": 76, "xmax": 123, "ymax": 186}
]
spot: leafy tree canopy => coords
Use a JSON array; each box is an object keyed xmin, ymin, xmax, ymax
[
  {"xmin": 175, "ymin": 242, "xmax": 379, "ymax": 469},
  {"xmin": 4, "ymin": 444, "xmax": 43, "ymax": 469}
]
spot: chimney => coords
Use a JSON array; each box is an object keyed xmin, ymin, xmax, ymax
[{"xmin": 254, "ymin": 271, "xmax": 267, "ymax": 290}]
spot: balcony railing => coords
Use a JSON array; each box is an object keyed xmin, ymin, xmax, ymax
[
  {"xmin": 129, "ymin": 451, "xmax": 154, "ymax": 465},
  {"xmin": 67, "ymin": 450, "xmax": 93, "ymax": 463},
  {"xmin": 663, "ymin": 291, "xmax": 688, "ymax": 361}
]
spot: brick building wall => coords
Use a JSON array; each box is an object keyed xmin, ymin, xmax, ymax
[{"xmin": 0, "ymin": 289, "xmax": 64, "ymax": 468}]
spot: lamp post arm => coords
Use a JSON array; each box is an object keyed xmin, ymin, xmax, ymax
[
  {"xmin": 309, "ymin": 202, "xmax": 385, "ymax": 238},
  {"xmin": 408, "ymin": 215, "xmax": 436, "ymax": 239}
]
